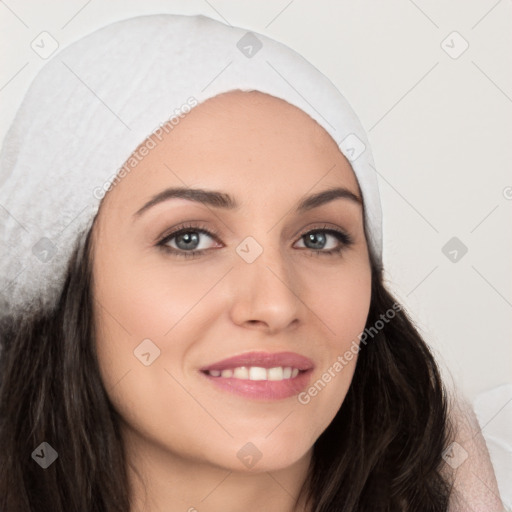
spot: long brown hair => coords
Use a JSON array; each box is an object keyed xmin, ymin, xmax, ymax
[{"xmin": 0, "ymin": 223, "xmax": 453, "ymax": 511}]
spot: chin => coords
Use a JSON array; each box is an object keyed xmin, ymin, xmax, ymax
[{"xmin": 226, "ymin": 436, "xmax": 313, "ymax": 474}]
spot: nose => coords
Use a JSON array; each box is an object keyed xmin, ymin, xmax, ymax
[{"xmin": 228, "ymin": 244, "xmax": 302, "ymax": 334}]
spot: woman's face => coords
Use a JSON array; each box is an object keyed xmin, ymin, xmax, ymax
[{"xmin": 91, "ymin": 90, "xmax": 372, "ymax": 474}]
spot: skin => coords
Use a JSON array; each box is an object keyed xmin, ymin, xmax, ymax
[{"xmin": 91, "ymin": 90, "xmax": 372, "ymax": 512}]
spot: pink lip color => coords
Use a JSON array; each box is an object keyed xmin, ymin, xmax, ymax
[
  {"xmin": 200, "ymin": 351, "xmax": 315, "ymax": 372},
  {"xmin": 199, "ymin": 351, "xmax": 315, "ymax": 401},
  {"xmin": 200, "ymin": 369, "xmax": 314, "ymax": 400}
]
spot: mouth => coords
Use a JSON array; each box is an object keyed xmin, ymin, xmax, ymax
[{"xmin": 199, "ymin": 351, "xmax": 314, "ymax": 401}]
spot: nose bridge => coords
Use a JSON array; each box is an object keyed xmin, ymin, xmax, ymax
[{"xmin": 229, "ymin": 233, "xmax": 302, "ymax": 331}]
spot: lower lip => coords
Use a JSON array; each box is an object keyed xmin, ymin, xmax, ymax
[{"xmin": 200, "ymin": 369, "xmax": 314, "ymax": 400}]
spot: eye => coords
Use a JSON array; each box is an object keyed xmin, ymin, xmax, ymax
[
  {"xmin": 294, "ymin": 226, "xmax": 353, "ymax": 256},
  {"xmin": 157, "ymin": 223, "xmax": 220, "ymax": 259},
  {"xmin": 156, "ymin": 223, "xmax": 353, "ymax": 259}
]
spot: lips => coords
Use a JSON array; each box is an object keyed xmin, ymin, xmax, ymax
[
  {"xmin": 199, "ymin": 351, "xmax": 315, "ymax": 373},
  {"xmin": 198, "ymin": 351, "xmax": 315, "ymax": 400}
]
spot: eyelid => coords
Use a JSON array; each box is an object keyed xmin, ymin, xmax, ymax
[{"xmin": 295, "ymin": 222, "xmax": 352, "ymax": 241}]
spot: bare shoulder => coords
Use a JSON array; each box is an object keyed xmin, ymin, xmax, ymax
[{"xmin": 442, "ymin": 390, "xmax": 505, "ymax": 512}]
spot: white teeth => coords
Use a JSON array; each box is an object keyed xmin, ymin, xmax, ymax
[
  {"xmin": 233, "ymin": 367, "xmax": 249, "ymax": 379},
  {"xmin": 207, "ymin": 366, "xmax": 301, "ymax": 381},
  {"xmin": 267, "ymin": 367, "xmax": 284, "ymax": 380},
  {"xmin": 249, "ymin": 367, "xmax": 267, "ymax": 380}
]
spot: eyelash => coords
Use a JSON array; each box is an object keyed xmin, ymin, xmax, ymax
[{"xmin": 156, "ymin": 222, "xmax": 354, "ymax": 259}]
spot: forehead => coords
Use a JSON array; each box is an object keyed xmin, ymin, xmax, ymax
[
  {"xmin": 98, "ymin": 90, "xmax": 359, "ymax": 215},
  {"xmin": 172, "ymin": 90, "xmax": 346, "ymax": 159}
]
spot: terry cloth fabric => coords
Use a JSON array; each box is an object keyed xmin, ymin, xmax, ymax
[{"xmin": 0, "ymin": 13, "xmax": 382, "ymax": 320}]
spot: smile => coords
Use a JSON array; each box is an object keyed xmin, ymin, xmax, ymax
[{"xmin": 199, "ymin": 350, "xmax": 315, "ymax": 400}]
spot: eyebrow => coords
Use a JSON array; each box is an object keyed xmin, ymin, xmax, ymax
[{"xmin": 133, "ymin": 185, "xmax": 362, "ymax": 218}]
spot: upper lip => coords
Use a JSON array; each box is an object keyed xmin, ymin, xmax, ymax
[{"xmin": 200, "ymin": 351, "xmax": 315, "ymax": 372}]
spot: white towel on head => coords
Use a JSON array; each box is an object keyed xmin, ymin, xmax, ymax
[{"xmin": 0, "ymin": 13, "xmax": 382, "ymax": 320}]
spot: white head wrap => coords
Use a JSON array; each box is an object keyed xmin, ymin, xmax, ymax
[{"xmin": 0, "ymin": 13, "xmax": 382, "ymax": 320}]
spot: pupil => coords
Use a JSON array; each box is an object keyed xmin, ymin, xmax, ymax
[
  {"xmin": 177, "ymin": 232, "xmax": 199, "ymax": 250},
  {"xmin": 306, "ymin": 232, "xmax": 325, "ymax": 250}
]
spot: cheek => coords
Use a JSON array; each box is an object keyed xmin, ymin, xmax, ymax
[
  {"xmin": 91, "ymin": 248, "xmax": 230, "ymax": 404},
  {"xmin": 303, "ymin": 258, "xmax": 372, "ymax": 347},
  {"xmin": 295, "ymin": 262, "xmax": 371, "ymax": 436},
  {"xmin": 91, "ymin": 254, "xmax": 214, "ymax": 450},
  {"xmin": 93, "ymin": 247, "xmax": 226, "ymax": 339}
]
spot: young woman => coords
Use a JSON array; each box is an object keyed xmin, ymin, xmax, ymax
[{"xmin": 0, "ymin": 13, "xmax": 503, "ymax": 512}]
